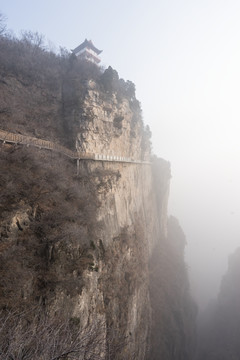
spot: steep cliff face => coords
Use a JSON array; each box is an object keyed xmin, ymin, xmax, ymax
[
  {"xmin": 149, "ymin": 216, "xmax": 197, "ymax": 360},
  {"xmin": 196, "ymin": 247, "xmax": 240, "ymax": 360},
  {"xmin": 0, "ymin": 35, "xmax": 196, "ymax": 359}
]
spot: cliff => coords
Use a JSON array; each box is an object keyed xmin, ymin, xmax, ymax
[
  {"xmin": 0, "ymin": 33, "xmax": 196, "ymax": 359},
  {"xmin": 196, "ymin": 247, "xmax": 240, "ymax": 360},
  {"xmin": 149, "ymin": 216, "xmax": 197, "ymax": 359}
]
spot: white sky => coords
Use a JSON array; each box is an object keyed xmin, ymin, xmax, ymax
[{"xmin": 2, "ymin": 0, "xmax": 240, "ymax": 308}]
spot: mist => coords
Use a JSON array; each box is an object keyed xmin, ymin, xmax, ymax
[{"xmin": 2, "ymin": 0, "xmax": 240, "ymax": 311}]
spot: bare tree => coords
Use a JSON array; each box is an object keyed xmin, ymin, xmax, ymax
[
  {"xmin": 0, "ymin": 13, "xmax": 7, "ymax": 35},
  {"xmin": 0, "ymin": 307, "xmax": 140, "ymax": 360},
  {"xmin": 0, "ymin": 308, "xmax": 107, "ymax": 360},
  {"xmin": 20, "ymin": 30, "xmax": 45, "ymax": 50}
]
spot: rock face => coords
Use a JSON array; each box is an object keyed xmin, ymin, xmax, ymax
[
  {"xmin": 149, "ymin": 216, "xmax": 197, "ymax": 360},
  {"xmin": 0, "ymin": 35, "xmax": 196, "ymax": 359},
  {"xmin": 196, "ymin": 247, "xmax": 240, "ymax": 360}
]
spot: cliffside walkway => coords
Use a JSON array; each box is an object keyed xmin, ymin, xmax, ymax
[{"xmin": 0, "ymin": 129, "xmax": 151, "ymax": 168}]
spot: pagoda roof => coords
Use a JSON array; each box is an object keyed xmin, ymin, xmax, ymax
[{"xmin": 72, "ymin": 39, "xmax": 102, "ymax": 55}]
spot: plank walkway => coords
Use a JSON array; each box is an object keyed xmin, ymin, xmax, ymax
[{"xmin": 0, "ymin": 129, "xmax": 151, "ymax": 165}]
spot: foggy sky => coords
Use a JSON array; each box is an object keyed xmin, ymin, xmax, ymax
[{"xmin": 2, "ymin": 0, "xmax": 240, "ymax": 309}]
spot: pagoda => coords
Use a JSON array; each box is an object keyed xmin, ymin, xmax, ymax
[{"xmin": 72, "ymin": 39, "xmax": 102, "ymax": 65}]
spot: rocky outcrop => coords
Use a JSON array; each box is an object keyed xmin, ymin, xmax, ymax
[
  {"xmin": 75, "ymin": 88, "xmax": 149, "ymax": 160},
  {"xmin": 0, "ymin": 34, "xmax": 196, "ymax": 359},
  {"xmin": 148, "ymin": 216, "xmax": 197, "ymax": 360},
  {"xmin": 196, "ymin": 247, "xmax": 240, "ymax": 360}
]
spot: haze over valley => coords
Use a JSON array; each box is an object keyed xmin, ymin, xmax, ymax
[{"xmin": 1, "ymin": 1, "xmax": 240, "ymax": 359}]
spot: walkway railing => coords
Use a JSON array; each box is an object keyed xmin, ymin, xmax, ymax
[{"xmin": 0, "ymin": 129, "xmax": 151, "ymax": 165}]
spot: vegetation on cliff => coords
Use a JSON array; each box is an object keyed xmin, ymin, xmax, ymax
[{"xmin": 0, "ymin": 27, "xmax": 143, "ymax": 139}]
